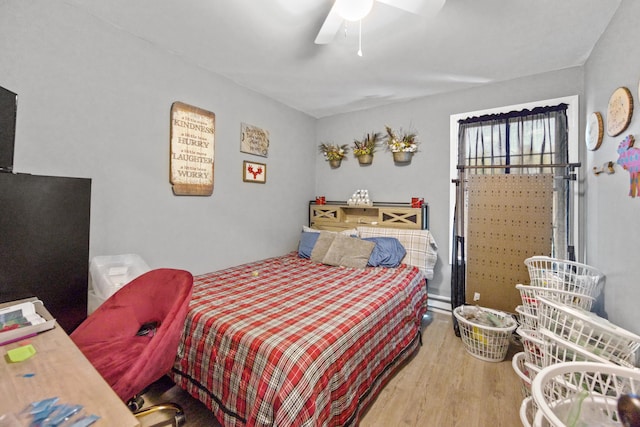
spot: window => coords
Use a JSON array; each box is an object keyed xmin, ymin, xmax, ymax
[
  {"xmin": 448, "ymin": 96, "xmax": 580, "ymax": 319},
  {"xmin": 449, "ymin": 96, "xmax": 580, "ymax": 260},
  {"xmin": 460, "ymin": 104, "xmax": 568, "ymax": 175}
]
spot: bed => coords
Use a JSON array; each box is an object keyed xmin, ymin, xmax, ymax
[{"xmin": 170, "ymin": 225, "xmax": 437, "ymax": 426}]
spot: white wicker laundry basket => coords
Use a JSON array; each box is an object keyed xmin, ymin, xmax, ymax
[
  {"xmin": 531, "ymin": 361, "xmax": 640, "ymax": 427},
  {"xmin": 515, "ymin": 284, "xmax": 595, "ymax": 317},
  {"xmin": 517, "ymin": 327, "xmax": 545, "ymax": 368},
  {"xmin": 453, "ymin": 305, "xmax": 517, "ymax": 362},
  {"xmin": 537, "ymin": 296, "xmax": 640, "ymax": 368},
  {"xmin": 520, "ymin": 396, "xmax": 535, "ymax": 427},
  {"xmin": 524, "ymin": 256, "xmax": 603, "ymax": 298},
  {"xmin": 516, "ymin": 304, "xmax": 538, "ymax": 330},
  {"xmin": 513, "ymin": 351, "xmax": 541, "ymax": 398}
]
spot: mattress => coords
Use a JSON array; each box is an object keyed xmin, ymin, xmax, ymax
[{"xmin": 170, "ymin": 252, "xmax": 426, "ymax": 426}]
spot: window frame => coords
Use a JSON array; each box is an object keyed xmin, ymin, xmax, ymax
[{"xmin": 448, "ymin": 95, "xmax": 580, "ymax": 262}]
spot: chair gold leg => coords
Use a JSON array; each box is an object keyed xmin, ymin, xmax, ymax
[{"xmin": 134, "ymin": 402, "xmax": 185, "ymax": 427}]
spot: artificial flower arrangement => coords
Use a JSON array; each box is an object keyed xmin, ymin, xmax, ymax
[
  {"xmin": 384, "ymin": 125, "xmax": 418, "ymax": 153},
  {"xmin": 319, "ymin": 143, "xmax": 349, "ymax": 161},
  {"xmin": 352, "ymin": 132, "xmax": 382, "ymax": 156}
]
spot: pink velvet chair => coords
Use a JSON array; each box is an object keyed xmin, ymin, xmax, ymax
[{"xmin": 71, "ymin": 268, "xmax": 194, "ymax": 426}]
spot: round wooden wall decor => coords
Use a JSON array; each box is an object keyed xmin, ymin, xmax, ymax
[
  {"xmin": 586, "ymin": 112, "xmax": 604, "ymax": 151},
  {"xmin": 606, "ymin": 87, "xmax": 633, "ymax": 137}
]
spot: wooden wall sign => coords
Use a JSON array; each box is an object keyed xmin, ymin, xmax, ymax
[
  {"xmin": 170, "ymin": 101, "xmax": 215, "ymax": 196},
  {"xmin": 240, "ymin": 122, "xmax": 269, "ymax": 157},
  {"xmin": 606, "ymin": 87, "xmax": 633, "ymax": 137},
  {"xmin": 586, "ymin": 112, "xmax": 604, "ymax": 151}
]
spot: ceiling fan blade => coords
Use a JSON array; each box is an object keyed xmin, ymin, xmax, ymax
[
  {"xmin": 376, "ymin": 0, "xmax": 446, "ymax": 17},
  {"xmin": 314, "ymin": 2, "xmax": 344, "ymax": 44}
]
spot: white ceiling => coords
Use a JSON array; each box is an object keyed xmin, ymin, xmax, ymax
[{"xmin": 65, "ymin": 0, "xmax": 621, "ymax": 118}]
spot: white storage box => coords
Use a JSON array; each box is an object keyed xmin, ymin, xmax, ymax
[
  {"xmin": 89, "ymin": 254, "xmax": 150, "ymax": 300},
  {"xmin": 0, "ymin": 297, "xmax": 56, "ymax": 345}
]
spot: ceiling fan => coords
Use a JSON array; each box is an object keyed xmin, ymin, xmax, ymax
[{"xmin": 314, "ymin": 0, "xmax": 446, "ymax": 45}]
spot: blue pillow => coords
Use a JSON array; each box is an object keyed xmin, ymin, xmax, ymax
[
  {"xmin": 298, "ymin": 231, "xmax": 320, "ymax": 259},
  {"xmin": 363, "ymin": 237, "xmax": 407, "ymax": 267}
]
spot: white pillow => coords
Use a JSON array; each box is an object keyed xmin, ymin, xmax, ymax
[{"xmin": 356, "ymin": 226, "xmax": 437, "ymax": 279}]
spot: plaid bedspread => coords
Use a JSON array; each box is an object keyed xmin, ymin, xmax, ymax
[{"xmin": 170, "ymin": 253, "xmax": 426, "ymax": 426}]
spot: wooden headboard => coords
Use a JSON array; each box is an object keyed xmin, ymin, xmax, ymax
[{"xmin": 309, "ymin": 201, "xmax": 428, "ymax": 231}]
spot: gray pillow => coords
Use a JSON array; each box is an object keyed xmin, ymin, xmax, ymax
[
  {"xmin": 310, "ymin": 231, "xmax": 337, "ymax": 263},
  {"xmin": 322, "ymin": 235, "xmax": 376, "ymax": 268}
]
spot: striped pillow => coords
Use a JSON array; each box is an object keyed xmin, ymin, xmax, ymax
[{"xmin": 356, "ymin": 226, "xmax": 438, "ymax": 279}]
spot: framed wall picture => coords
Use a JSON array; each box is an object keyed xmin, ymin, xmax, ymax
[
  {"xmin": 242, "ymin": 161, "xmax": 266, "ymax": 183},
  {"xmin": 169, "ymin": 101, "xmax": 215, "ymax": 196},
  {"xmin": 240, "ymin": 123, "xmax": 269, "ymax": 157}
]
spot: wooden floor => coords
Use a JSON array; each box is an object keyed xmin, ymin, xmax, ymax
[{"xmin": 140, "ymin": 311, "xmax": 524, "ymax": 427}]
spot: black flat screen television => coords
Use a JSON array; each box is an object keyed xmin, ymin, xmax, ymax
[{"xmin": 0, "ymin": 173, "xmax": 91, "ymax": 332}]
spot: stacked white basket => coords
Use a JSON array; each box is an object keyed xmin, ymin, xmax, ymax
[
  {"xmin": 536, "ymin": 296, "xmax": 640, "ymax": 369},
  {"xmin": 531, "ymin": 362, "xmax": 640, "ymax": 427},
  {"xmin": 515, "ymin": 257, "xmax": 603, "ymax": 426},
  {"xmin": 513, "ymin": 256, "xmax": 640, "ymax": 426},
  {"xmin": 516, "ymin": 257, "xmax": 605, "ymax": 369},
  {"xmin": 524, "ymin": 256, "xmax": 603, "ymax": 296}
]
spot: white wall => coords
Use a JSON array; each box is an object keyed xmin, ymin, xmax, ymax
[
  {"xmin": 0, "ymin": 1, "xmax": 317, "ymax": 275},
  {"xmin": 317, "ymin": 68, "xmax": 585, "ymax": 299},
  {"xmin": 584, "ymin": 0, "xmax": 640, "ymax": 334}
]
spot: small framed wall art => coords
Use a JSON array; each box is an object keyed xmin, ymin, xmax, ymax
[
  {"xmin": 606, "ymin": 87, "xmax": 633, "ymax": 137},
  {"xmin": 242, "ymin": 160, "xmax": 267, "ymax": 183},
  {"xmin": 240, "ymin": 123, "xmax": 269, "ymax": 157}
]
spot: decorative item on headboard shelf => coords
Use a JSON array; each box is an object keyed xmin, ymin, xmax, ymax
[{"xmin": 347, "ymin": 189, "xmax": 373, "ymax": 206}]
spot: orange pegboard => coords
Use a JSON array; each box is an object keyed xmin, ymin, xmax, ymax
[{"xmin": 465, "ymin": 174, "xmax": 553, "ymax": 313}]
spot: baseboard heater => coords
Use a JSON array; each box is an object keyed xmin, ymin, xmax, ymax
[{"xmin": 427, "ymin": 293, "xmax": 451, "ymax": 312}]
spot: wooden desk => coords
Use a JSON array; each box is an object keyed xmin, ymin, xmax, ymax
[{"xmin": 0, "ymin": 323, "xmax": 140, "ymax": 426}]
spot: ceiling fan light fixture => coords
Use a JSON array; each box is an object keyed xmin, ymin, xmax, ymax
[{"xmin": 335, "ymin": 0, "xmax": 374, "ymax": 22}]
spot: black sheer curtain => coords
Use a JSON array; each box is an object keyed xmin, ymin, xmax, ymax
[{"xmin": 459, "ymin": 104, "xmax": 568, "ymax": 175}]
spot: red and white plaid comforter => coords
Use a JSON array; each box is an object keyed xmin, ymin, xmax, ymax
[{"xmin": 171, "ymin": 253, "xmax": 426, "ymax": 426}]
